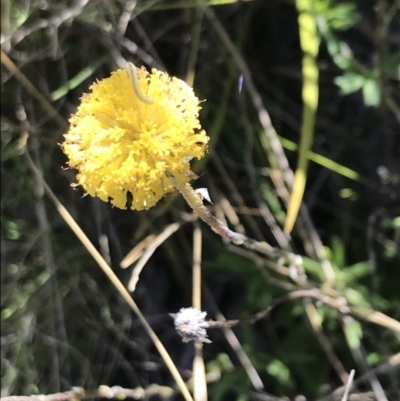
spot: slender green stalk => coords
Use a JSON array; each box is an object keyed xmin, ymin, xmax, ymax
[
  {"xmin": 278, "ymin": 136, "xmax": 362, "ymax": 182},
  {"xmin": 284, "ymin": 0, "xmax": 319, "ymax": 233}
]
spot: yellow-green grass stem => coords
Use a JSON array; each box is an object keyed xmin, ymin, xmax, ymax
[
  {"xmin": 284, "ymin": 0, "xmax": 319, "ymax": 233},
  {"xmin": 279, "ymin": 136, "xmax": 361, "ymax": 182}
]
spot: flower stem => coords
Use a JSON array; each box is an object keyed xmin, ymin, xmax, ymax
[
  {"xmin": 175, "ymin": 181, "xmax": 301, "ymax": 263},
  {"xmin": 176, "ymin": 182, "xmax": 246, "ymax": 244}
]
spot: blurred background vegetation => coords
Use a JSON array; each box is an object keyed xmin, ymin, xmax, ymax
[{"xmin": 1, "ymin": 0, "xmax": 400, "ymax": 400}]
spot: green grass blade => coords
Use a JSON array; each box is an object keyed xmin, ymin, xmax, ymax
[{"xmin": 278, "ymin": 136, "xmax": 360, "ymax": 182}]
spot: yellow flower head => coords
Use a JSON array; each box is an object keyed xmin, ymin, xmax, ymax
[{"xmin": 62, "ymin": 66, "xmax": 209, "ymax": 210}]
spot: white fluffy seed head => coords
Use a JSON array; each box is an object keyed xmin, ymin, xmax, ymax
[{"xmin": 170, "ymin": 307, "xmax": 211, "ymax": 343}]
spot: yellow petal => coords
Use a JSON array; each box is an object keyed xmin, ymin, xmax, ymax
[{"xmin": 62, "ymin": 67, "xmax": 209, "ymax": 210}]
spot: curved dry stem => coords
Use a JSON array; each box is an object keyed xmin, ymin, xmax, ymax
[
  {"xmin": 175, "ymin": 180, "xmax": 301, "ymax": 262},
  {"xmin": 1, "ymin": 50, "xmax": 68, "ymax": 129},
  {"xmin": 22, "ymin": 134, "xmax": 193, "ymax": 401},
  {"xmin": 174, "ymin": 181, "xmax": 400, "ymax": 335},
  {"xmin": 206, "ymin": 288, "xmax": 400, "ymax": 335},
  {"xmin": 192, "ymin": 224, "xmax": 207, "ymax": 401}
]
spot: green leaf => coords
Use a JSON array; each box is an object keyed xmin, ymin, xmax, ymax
[
  {"xmin": 3, "ymin": 219, "xmax": 22, "ymax": 240},
  {"xmin": 341, "ymin": 261, "xmax": 372, "ymax": 284},
  {"xmin": 302, "ymin": 257, "xmax": 328, "ymax": 281},
  {"xmin": 344, "ymin": 318, "xmax": 363, "ymax": 349},
  {"xmin": 362, "ymin": 78, "xmax": 381, "ymax": 106},
  {"xmin": 335, "ymin": 73, "xmax": 365, "ymax": 95},
  {"xmin": 343, "ymin": 288, "xmax": 371, "ymax": 308},
  {"xmin": 267, "ymin": 359, "xmax": 291, "ymax": 385},
  {"xmin": 330, "ymin": 236, "xmax": 345, "ymax": 268},
  {"xmin": 367, "ymin": 352, "xmax": 383, "ymax": 366}
]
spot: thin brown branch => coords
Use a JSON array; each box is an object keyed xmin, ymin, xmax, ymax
[
  {"xmin": 21, "ymin": 135, "xmax": 194, "ymax": 401},
  {"xmin": 1, "ymin": 51, "xmax": 67, "ymax": 130},
  {"xmin": 318, "ymin": 354, "xmax": 400, "ymax": 401},
  {"xmin": 206, "ymin": 289, "xmax": 400, "ymax": 335},
  {"xmin": 305, "ymin": 300, "xmax": 350, "ymax": 385},
  {"xmin": 1, "ymin": 384, "xmax": 175, "ymax": 401},
  {"xmin": 175, "ymin": 181, "xmax": 301, "ymax": 262}
]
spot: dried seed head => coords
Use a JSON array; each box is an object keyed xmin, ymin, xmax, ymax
[{"xmin": 170, "ymin": 307, "xmax": 211, "ymax": 343}]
